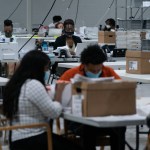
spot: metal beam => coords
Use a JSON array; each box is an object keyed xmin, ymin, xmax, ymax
[{"xmin": 26, "ymin": 0, "xmax": 32, "ymax": 34}]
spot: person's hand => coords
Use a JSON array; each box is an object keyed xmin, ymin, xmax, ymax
[
  {"xmin": 54, "ymin": 81, "xmax": 70, "ymax": 102},
  {"xmin": 45, "ymin": 85, "xmax": 51, "ymax": 91}
]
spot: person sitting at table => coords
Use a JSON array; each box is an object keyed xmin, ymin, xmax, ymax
[
  {"xmin": 55, "ymin": 22, "xmax": 64, "ymax": 30},
  {"xmin": 0, "ymin": 19, "xmax": 17, "ymax": 78},
  {"xmin": 101, "ymin": 18, "xmax": 116, "ymax": 55},
  {"xmin": 49, "ymin": 15, "xmax": 62, "ymax": 28},
  {"xmin": 3, "ymin": 50, "xmax": 83, "ymax": 150},
  {"xmin": 60, "ymin": 44, "xmax": 120, "ymax": 80},
  {"xmin": 103, "ymin": 18, "xmax": 116, "ymax": 32},
  {"xmin": 59, "ymin": 44, "xmax": 126, "ymax": 150},
  {"xmin": 0, "ymin": 19, "xmax": 16, "ymax": 42},
  {"xmin": 54, "ymin": 19, "xmax": 82, "ymax": 56}
]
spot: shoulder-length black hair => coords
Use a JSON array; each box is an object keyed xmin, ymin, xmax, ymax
[{"xmin": 3, "ymin": 50, "xmax": 50, "ymax": 119}]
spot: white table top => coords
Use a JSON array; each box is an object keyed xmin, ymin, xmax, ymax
[
  {"xmin": 99, "ymin": 43, "xmax": 115, "ymax": 46},
  {"xmin": 0, "ymin": 77, "xmax": 9, "ymax": 86},
  {"xmin": 63, "ymin": 97, "xmax": 150, "ymax": 128},
  {"xmin": 50, "ymin": 57, "xmax": 80, "ymax": 64},
  {"xmin": 16, "ymin": 36, "xmax": 56, "ymax": 42},
  {"xmin": 115, "ymin": 70, "xmax": 150, "ymax": 83},
  {"xmin": 82, "ymin": 39, "xmax": 98, "ymax": 43},
  {"xmin": 0, "ymin": 59, "xmax": 19, "ymax": 63},
  {"xmin": 45, "ymin": 38, "xmax": 98, "ymax": 43},
  {"xmin": 58, "ymin": 61, "xmax": 126, "ymax": 70},
  {"xmin": 63, "ymin": 113, "xmax": 145, "ymax": 128}
]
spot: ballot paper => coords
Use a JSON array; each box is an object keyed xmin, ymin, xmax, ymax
[
  {"xmin": 49, "ymin": 74, "xmax": 114, "ymax": 110},
  {"xmin": 49, "ymin": 83, "xmax": 72, "ymax": 107},
  {"xmin": 71, "ymin": 74, "xmax": 114, "ymax": 83}
]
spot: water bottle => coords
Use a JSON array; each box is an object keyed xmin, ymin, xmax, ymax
[{"xmin": 42, "ymin": 42, "xmax": 48, "ymax": 53}]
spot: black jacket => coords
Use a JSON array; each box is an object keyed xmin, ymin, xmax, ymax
[{"xmin": 54, "ymin": 35, "xmax": 82, "ymax": 50}]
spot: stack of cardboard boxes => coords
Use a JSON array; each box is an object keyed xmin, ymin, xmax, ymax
[{"xmin": 125, "ymin": 31, "xmax": 150, "ymax": 74}]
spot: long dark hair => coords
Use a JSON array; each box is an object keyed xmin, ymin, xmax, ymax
[{"xmin": 3, "ymin": 50, "xmax": 50, "ymax": 119}]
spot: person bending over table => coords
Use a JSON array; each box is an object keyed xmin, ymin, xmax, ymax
[
  {"xmin": 59, "ymin": 44, "xmax": 126, "ymax": 150},
  {"xmin": 3, "ymin": 50, "xmax": 83, "ymax": 150}
]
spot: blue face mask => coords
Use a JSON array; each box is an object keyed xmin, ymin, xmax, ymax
[
  {"xmin": 44, "ymin": 71, "xmax": 49, "ymax": 82},
  {"xmin": 85, "ymin": 70, "xmax": 102, "ymax": 78}
]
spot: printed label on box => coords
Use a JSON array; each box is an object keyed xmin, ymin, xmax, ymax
[
  {"xmin": 72, "ymin": 94, "xmax": 83, "ymax": 116},
  {"xmin": 129, "ymin": 61, "xmax": 138, "ymax": 70}
]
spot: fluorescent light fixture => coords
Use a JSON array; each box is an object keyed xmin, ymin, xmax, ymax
[{"xmin": 143, "ymin": 1, "xmax": 150, "ymax": 7}]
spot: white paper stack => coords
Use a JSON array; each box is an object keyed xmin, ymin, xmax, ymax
[
  {"xmin": 116, "ymin": 31, "xmax": 127, "ymax": 48},
  {"xmin": 126, "ymin": 31, "xmax": 143, "ymax": 50}
]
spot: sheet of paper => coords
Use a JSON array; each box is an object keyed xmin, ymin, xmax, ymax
[{"xmin": 71, "ymin": 74, "xmax": 114, "ymax": 83}]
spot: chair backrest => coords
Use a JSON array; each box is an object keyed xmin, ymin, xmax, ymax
[{"xmin": 0, "ymin": 119, "xmax": 52, "ymax": 150}]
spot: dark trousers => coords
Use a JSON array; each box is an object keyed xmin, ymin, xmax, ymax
[
  {"xmin": 10, "ymin": 132, "xmax": 83, "ymax": 150},
  {"xmin": 10, "ymin": 132, "xmax": 48, "ymax": 150},
  {"xmin": 82, "ymin": 125, "xmax": 126, "ymax": 150}
]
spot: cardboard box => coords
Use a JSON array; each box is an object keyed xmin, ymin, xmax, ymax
[
  {"xmin": 98, "ymin": 31, "xmax": 116, "ymax": 43},
  {"xmin": 126, "ymin": 50, "xmax": 150, "ymax": 74},
  {"xmin": 72, "ymin": 81, "xmax": 136, "ymax": 117}
]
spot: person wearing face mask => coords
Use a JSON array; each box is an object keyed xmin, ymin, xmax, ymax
[
  {"xmin": 103, "ymin": 18, "xmax": 116, "ymax": 32},
  {"xmin": 54, "ymin": 19, "xmax": 82, "ymax": 56},
  {"xmin": 0, "ymin": 19, "xmax": 16, "ymax": 42},
  {"xmin": 3, "ymin": 50, "xmax": 84, "ymax": 150},
  {"xmin": 59, "ymin": 45, "xmax": 126, "ymax": 150},
  {"xmin": 0, "ymin": 19, "xmax": 18, "ymax": 78},
  {"xmin": 59, "ymin": 44, "xmax": 120, "ymax": 81}
]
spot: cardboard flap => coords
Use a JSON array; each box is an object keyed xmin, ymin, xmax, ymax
[
  {"xmin": 80, "ymin": 80, "xmax": 136, "ymax": 90},
  {"xmin": 126, "ymin": 50, "xmax": 150, "ymax": 58},
  {"xmin": 99, "ymin": 31, "xmax": 115, "ymax": 36}
]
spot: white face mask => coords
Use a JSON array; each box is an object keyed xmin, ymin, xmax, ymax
[{"xmin": 106, "ymin": 25, "xmax": 111, "ymax": 29}]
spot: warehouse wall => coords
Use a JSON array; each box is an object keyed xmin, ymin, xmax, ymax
[{"xmin": 0, "ymin": 0, "xmax": 150, "ymax": 32}]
